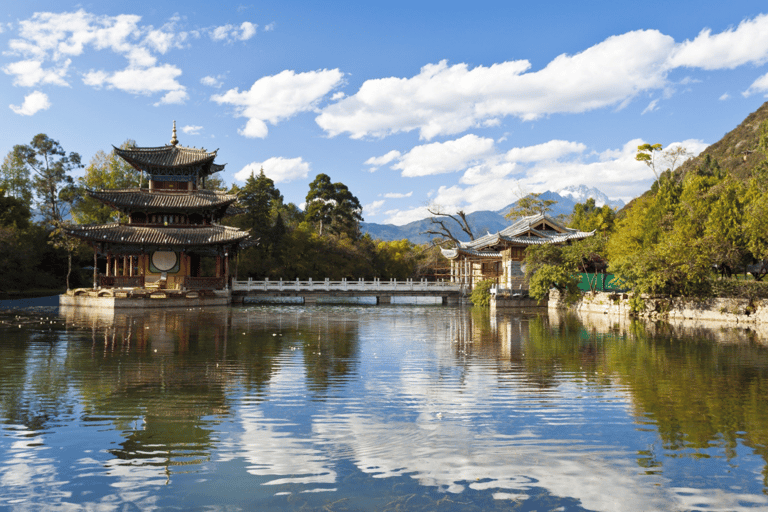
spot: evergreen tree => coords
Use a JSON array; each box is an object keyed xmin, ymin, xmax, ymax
[
  {"xmin": 305, "ymin": 173, "xmax": 363, "ymax": 237},
  {"xmin": 0, "ymin": 152, "xmax": 32, "ymax": 208},
  {"xmin": 72, "ymin": 140, "xmax": 141, "ymax": 224}
]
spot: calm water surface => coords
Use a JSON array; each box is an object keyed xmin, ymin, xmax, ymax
[{"xmin": 2, "ymin": 303, "xmax": 768, "ymax": 511}]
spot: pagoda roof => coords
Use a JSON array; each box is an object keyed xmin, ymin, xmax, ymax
[
  {"xmin": 114, "ymin": 144, "xmax": 224, "ymax": 178},
  {"xmin": 457, "ymin": 213, "xmax": 594, "ymax": 252},
  {"xmin": 88, "ymin": 188, "xmax": 237, "ymax": 212},
  {"xmin": 64, "ymin": 223, "xmax": 251, "ymax": 248}
]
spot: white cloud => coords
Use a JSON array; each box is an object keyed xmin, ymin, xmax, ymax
[
  {"xmin": 719, "ymin": 92, "xmax": 731, "ymax": 100},
  {"xmin": 743, "ymin": 72, "xmax": 768, "ymax": 97},
  {"xmin": 212, "ymin": 69, "xmax": 344, "ymax": 138},
  {"xmin": 667, "ymin": 14, "xmax": 768, "ymax": 70},
  {"xmin": 317, "ymin": 14, "xmax": 768, "ymax": 141},
  {"xmin": 365, "ymin": 150, "xmax": 401, "ymax": 169},
  {"xmin": 382, "ymin": 137, "xmax": 707, "ymax": 224},
  {"xmin": 264, "ymin": 23, "xmax": 276, "ymax": 32},
  {"xmin": 504, "ymin": 140, "xmax": 586, "ymax": 163},
  {"xmin": 5, "ymin": 10, "xmax": 191, "ymax": 104},
  {"xmin": 201, "ymin": 75, "xmax": 224, "ymax": 88},
  {"xmin": 154, "ymin": 89, "xmax": 189, "ymax": 106},
  {"xmin": 392, "ymin": 134, "xmax": 496, "ymax": 177},
  {"xmin": 364, "ymin": 200, "xmax": 386, "ymax": 216},
  {"xmin": 235, "ymin": 156, "xmax": 311, "ymax": 183},
  {"xmin": 383, "ymin": 192, "xmax": 413, "ymax": 198},
  {"xmin": 317, "ymin": 30, "xmax": 674, "ymax": 140},
  {"xmin": 84, "ymin": 64, "xmax": 187, "ymax": 104},
  {"xmin": 641, "ymin": 99, "xmax": 659, "ymax": 114},
  {"xmin": 210, "ymin": 22, "xmax": 257, "ymax": 42},
  {"xmin": 3, "ymin": 59, "xmax": 70, "ymax": 87},
  {"xmin": 181, "ymin": 125, "xmax": 203, "ymax": 135},
  {"xmin": 10, "ymin": 90, "xmax": 51, "ymax": 116}
]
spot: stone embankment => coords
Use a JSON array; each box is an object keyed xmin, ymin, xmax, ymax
[{"xmin": 549, "ymin": 289, "xmax": 768, "ymax": 325}]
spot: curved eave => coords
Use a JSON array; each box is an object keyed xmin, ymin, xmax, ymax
[
  {"xmin": 114, "ymin": 145, "xmax": 223, "ymax": 177},
  {"xmin": 441, "ymin": 247, "xmax": 502, "ymax": 259},
  {"xmin": 64, "ymin": 223, "xmax": 251, "ymax": 247},
  {"xmin": 87, "ymin": 188, "xmax": 238, "ymax": 212}
]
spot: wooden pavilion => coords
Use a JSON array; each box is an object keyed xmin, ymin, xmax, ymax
[
  {"xmin": 441, "ymin": 213, "xmax": 593, "ymax": 291},
  {"xmin": 64, "ymin": 123, "xmax": 253, "ymax": 292}
]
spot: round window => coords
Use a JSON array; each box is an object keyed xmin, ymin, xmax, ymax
[{"xmin": 152, "ymin": 251, "xmax": 178, "ymax": 272}]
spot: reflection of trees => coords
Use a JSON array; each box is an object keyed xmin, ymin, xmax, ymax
[
  {"xmin": 0, "ymin": 318, "xmax": 73, "ymax": 431},
  {"xmin": 451, "ymin": 309, "xmax": 768, "ymax": 484},
  {"xmin": 531, "ymin": 311, "xmax": 768, "ymax": 485}
]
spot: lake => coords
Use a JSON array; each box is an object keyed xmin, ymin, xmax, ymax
[{"xmin": 2, "ymin": 302, "xmax": 768, "ymax": 511}]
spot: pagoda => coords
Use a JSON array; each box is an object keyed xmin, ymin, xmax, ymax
[{"xmin": 64, "ymin": 122, "xmax": 253, "ymax": 298}]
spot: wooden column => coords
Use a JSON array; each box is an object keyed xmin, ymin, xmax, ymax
[
  {"xmin": 129, "ymin": 256, "xmax": 134, "ymax": 277},
  {"xmin": 215, "ymin": 255, "xmax": 222, "ymax": 278},
  {"xmin": 93, "ymin": 246, "xmax": 98, "ymax": 289},
  {"xmin": 123, "ymin": 256, "xmax": 128, "ymax": 276},
  {"xmin": 106, "ymin": 253, "xmax": 112, "ymax": 277},
  {"xmin": 224, "ymin": 252, "xmax": 229, "ymax": 288}
]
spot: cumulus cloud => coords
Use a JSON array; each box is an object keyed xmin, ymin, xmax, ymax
[
  {"xmin": 364, "ymin": 200, "xmax": 386, "ymax": 216},
  {"xmin": 10, "ymin": 91, "xmax": 51, "ymax": 116},
  {"xmin": 364, "ymin": 150, "xmax": 401, "ymax": 170},
  {"xmin": 212, "ymin": 69, "xmax": 344, "ymax": 138},
  {"xmin": 383, "ymin": 192, "xmax": 413, "ymax": 198},
  {"xmin": 381, "ymin": 138, "xmax": 706, "ymax": 225},
  {"xmin": 210, "ymin": 21, "xmax": 257, "ymax": 42},
  {"xmin": 504, "ymin": 140, "xmax": 586, "ymax": 163},
  {"xmin": 235, "ymin": 156, "xmax": 311, "ymax": 183},
  {"xmin": 391, "ymin": 135, "xmax": 496, "ymax": 177},
  {"xmin": 317, "ymin": 14, "xmax": 768, "ymax": 141},
  {"xmin": 4, "ymin": 10, "xmax": 191, "ymax": 104},
  {"xmin": 3, "ymin": 59, "xmax": 70, "ymax": 87},
  {"xmin": 667, "ymin": 13, "xmax": 768, "ymax": 70},
  {"xmin": 201, "ymin": 75, "xmax": 224, "ymax": 88},
  {"xmin": 84, "ymin": 63, "xmax": 187, "ymax": 103},
  {"xmin": 743, "ymin": 72, "xmax": 768, "ymax": 97},
  {"xmin": 181, "ymin": 125, "xmax": 203, "ymax": 135}
]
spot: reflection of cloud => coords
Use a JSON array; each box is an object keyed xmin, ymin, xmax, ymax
[{"xmin": 223, "ymin": 406, "xmax": 336, "ymax": 486}]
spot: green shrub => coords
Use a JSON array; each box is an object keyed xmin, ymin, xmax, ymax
[{"xmin": 469, "ymin": 279, "xmax": 495, "ymax": 307}]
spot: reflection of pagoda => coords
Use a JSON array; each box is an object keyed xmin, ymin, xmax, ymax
[{"xmin": 64, "ymin": 123, "xmax": 252, "ymax": 296}]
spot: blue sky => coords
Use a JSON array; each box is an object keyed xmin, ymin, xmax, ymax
[{"xmin": 2, "ymin": 1, "xmax": 768, "ymax": 225}]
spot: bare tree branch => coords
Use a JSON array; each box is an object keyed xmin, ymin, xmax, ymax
[{"xmin": 423, "ymin": 206, "xmax": 475, "ymax": 245}]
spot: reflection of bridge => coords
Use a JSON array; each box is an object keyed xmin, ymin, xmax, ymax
[{"xmin": 231, "ymin": 278, "xmax": 464, "ymax": 305}]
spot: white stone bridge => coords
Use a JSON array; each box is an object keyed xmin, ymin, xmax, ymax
[{"xmin": 231, "ymin": 278, "xmax": 464, "ymax": 305}]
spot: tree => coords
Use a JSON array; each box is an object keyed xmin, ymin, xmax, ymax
[
  {"xmin": 72, "ymin": 140, "xmax": 141, "ymax": 224},
  {"xmin": 305, "ymin": 174, "xmax": 363, "ymax": 237},
  {"xmin": 0, "ymin": 151, "xmax": 32, "ymax": 208},
  {"xmin": 423, "ymin": 206, "xmax": 475, "ymax": 245},
  {"xmin": 636, "ymin": 143, "xmax": 692, "ymax": 182},
  {"xmin": 569, "ymin": 198, "xmax": 615, "ymax": 233},
  {"xmin": 505, "ymin": 193, "xmax": 556, "ymax": 220},
  {"xmin": 13, "ymin": 134, "xmax": 82, "ymax": 227},
  {"xmin": 236, "ymin": 168, "xmax": 283, "ymax": 240},
  {"xmin": 12, "ymin": 134, "xmax": 83, "ymax": 289}
]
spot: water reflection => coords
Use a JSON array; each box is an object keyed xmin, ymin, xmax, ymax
[{"xmin": 1, "ymin": 305, "xmax": 768, "ymax": 510}]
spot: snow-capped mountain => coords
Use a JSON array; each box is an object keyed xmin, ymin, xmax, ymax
[{"xmin": 557, "ymin": 185, "xmax": 625, "ymax": 209}]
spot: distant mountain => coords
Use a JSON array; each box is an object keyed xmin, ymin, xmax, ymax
[
  {"xmin": 361, "ymin": 186, "xmax": 621, "ymax": 243},
  {"xmin": 557, "ymin": 185, "xmax": 625, "ymax": 209}
]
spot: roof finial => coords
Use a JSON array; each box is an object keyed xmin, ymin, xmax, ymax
[{"xmin": 170, "ymin": 120, "xmax": 178, "ymax": 146}]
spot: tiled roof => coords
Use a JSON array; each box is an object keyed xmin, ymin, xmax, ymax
[
  {"xmin": 458, "ymin": 213, "xmax": 592, "ymax": 250},
  {"xmin": 88, "ymin": 188, "xmax": 237, "ymax": 211},
  {"xmin": 114, "ymin": 145, "xmax": 224, "ymax": 177},
  {"xmin": 64, "ymin": 223, "xmax": 251, "ymax": 247},
  {"xmin": 441, "ymin": 248, "xmax": 503, "ymax": 259}
]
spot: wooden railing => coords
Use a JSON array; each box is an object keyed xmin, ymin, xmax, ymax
[
  {"xmin": 231, "ymin": 278, "xmax": 462, "ymax": 293},
  {"xmin": 100, "ymin": 275, "xmax": 145, "ymax": 288},
  {"xmin": 184, "ymin": 276, "xmax": 226, "ymax": 290}
]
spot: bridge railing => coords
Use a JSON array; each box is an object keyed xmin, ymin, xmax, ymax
[{"xmin": 231, "ymin": 277, "xmax": 462, "ymax": 293}]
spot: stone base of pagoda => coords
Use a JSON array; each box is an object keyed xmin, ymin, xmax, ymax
[{"xmin": 59, "ymin": 288, "xmax": 231, "ymax": 309}]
